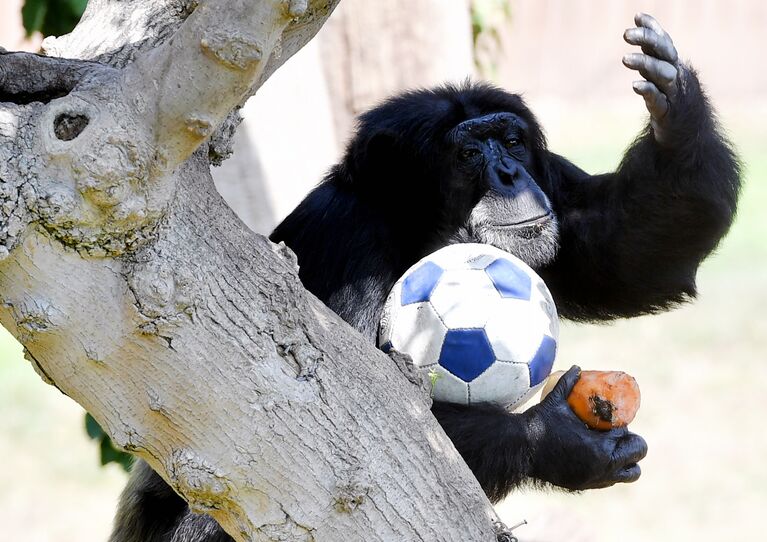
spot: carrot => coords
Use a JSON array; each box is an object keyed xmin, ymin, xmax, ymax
[{"xmin": 541, "ymin": 370, "xmax": 641, "ymax": 430}]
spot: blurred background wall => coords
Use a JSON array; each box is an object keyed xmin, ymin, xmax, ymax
[{"xmin": 1, "ymin": 1, "xmax": 765, "ymax": 541}]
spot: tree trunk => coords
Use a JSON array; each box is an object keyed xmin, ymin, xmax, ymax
[{"xmin": 0, "ymin": 1, "xmax": 499, "ymax": 540}]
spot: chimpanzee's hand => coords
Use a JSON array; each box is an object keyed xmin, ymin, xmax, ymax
[
  {"xmin": 524, "ymin": 366, "xmax": 648, "ymax": 490},
  {"xmin": 622, "ymin": 13, "xmax": 681, "ymax": 144}
]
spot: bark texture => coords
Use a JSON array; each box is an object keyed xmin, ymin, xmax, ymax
[{"xmin": 0, "ymin": 1, "xmax": 499, "ymax": 540}]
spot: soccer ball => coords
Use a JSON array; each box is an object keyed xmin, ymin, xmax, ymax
[{"xmin": 378, "ymin": 243, "xmax": 559, "ymax": 409}]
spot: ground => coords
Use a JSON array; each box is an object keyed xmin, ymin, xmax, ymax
[{"xmin": 1, "ymin": 104, "xmax": 764, "ymax": 541}]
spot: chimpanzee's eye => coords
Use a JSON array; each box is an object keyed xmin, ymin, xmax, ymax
[
  {"xmin": 460, "ymin": 148, "xmax": 480, "ymax": 160},
  {"xmin": 504, "ymin": 137, "xmax": 521, "ymax": 149}
]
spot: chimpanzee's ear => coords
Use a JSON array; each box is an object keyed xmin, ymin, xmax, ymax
[
  {"xmin": 348, "ymin": 130, "xmax": 398, "ymax": 179},
  {"xmin": 366, "ymin": 131, "xmax": 398, "ymax": 159}
]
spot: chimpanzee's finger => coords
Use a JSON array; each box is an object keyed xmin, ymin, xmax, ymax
[
  {"xmin": 632, "ymin": 80, "xmax": 670, "ymax": 119},
  {"xmin": 612, "ymin": 430, "xmax": 649, "ymax": 466},
  {"xmin": 623, "ymin": 53, "xmax": 677, "ymax": 94},
  {"xmin": 623, "ymin": 26, "xmax": 678, "ymax": 64},
  {"xmin": 612, "ymin": 462, "xmax": 642, "ymax": 484},
  {"xmin": 546, "ymin": 365, "xmax": 581, "ymax": 402},
  {"xmin": 634, "ymin": 12, "xmax": 667, "ymax": 38}
]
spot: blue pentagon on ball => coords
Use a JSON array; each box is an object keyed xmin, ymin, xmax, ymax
[
  {"xmin": 529, "ymin": 335, "xmax": 557, "ymax": 386},
  {"xmin": 438, "ymin": 328, "xmax": 495, "ymax": 382},
  {"xmin": 484, "ymin": 257, "xmax": 532, "ymax": 301},
  {"xmin": 401, "ymin": 261, "xmax": 444, "ymax": 305}
]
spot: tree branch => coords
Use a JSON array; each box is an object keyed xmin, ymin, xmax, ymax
[
  {"xmin": 122, "ymin": 0, "xmax": 331, "ymax": 173},
  {"xmin": 0, "ymin": 51, "xmax": 98, "ymax": 103}
]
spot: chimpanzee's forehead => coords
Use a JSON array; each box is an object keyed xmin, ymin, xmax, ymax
[{"xmin": 449, "ymin": 112, "xmax": 528, "ymax": 141}]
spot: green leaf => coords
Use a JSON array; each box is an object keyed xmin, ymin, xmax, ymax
[
  {"xmin": 99, "ymin": 436, "xmax": 133, "ymax": 472},
  {"xmin": 21, "ymin": 0, "xmax": 48, "ymax": 36},
  {"xmin": 22, "ymin": 0, "xmax": 89, "ymax": 38},
  {"xmin": 99, "ymin": 437, "xmax": 120, "ymax": 465},
  {"xmin": 84, "ymin": 412, "xmax": 104, "ymax": 440},
  {"xmin": 85, "ymin": 413, "xmax": 133, "ymax": 472},
  {"xmin": 40, "ymin": 3, "xmax": 80, "ymax": 37},
  {"xmin": 428, "ymin": 368, "xmax": 442, "ymax": 394},
  {"xmin": 66, "ymin": 0, "xmax": 89, "ymax": 12},
  {"xmin": 116, "ymin": 450, "xmax": 134, "ymax": 472}
]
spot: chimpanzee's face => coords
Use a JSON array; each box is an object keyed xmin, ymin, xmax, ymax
[{"xmin": 445, "ymin": 112, "xmax": 559, "ymax": 269}]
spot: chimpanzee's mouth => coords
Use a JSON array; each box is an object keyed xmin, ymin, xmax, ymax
[{"xmin": 494, "ymin": 212, "xmax": 554, "ymax": 229}]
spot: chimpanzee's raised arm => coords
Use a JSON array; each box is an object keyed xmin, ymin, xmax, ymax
[{"xmin": 540, "ymin": 13, "xmax": 741, "ymax": 321}]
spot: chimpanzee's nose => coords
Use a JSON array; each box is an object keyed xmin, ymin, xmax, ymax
[{"xmin": 497, "ymin": 162, "xmax": 520, "ymax": 186}]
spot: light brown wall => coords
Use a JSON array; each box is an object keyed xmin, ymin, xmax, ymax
[{"xmin": 497, "ymin": 0, "xmax": 767, "ymax": 103}]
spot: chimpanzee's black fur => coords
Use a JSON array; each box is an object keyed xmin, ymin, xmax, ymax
[{"xmin": 110, "ymin": 71, "xmax": 739, "ymax": 542}]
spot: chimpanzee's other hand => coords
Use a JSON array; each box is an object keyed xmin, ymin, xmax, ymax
[
  {"xmin": 524, "ymin": 366, "xmax": 648, "ymax": 490},
  {"xmin": 623, "ymin": 13, "xmax": 682, "ymax": 144}
]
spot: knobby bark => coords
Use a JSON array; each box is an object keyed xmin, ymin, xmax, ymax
[{"xmin": 0, "ymin": 1, "xmax": 501, "ymax": 540}]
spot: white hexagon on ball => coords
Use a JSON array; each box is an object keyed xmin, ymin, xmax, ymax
[
  {"xmin": 429, "ymin": 269, "xmax": 498, "ymax": 329},
  {"xmin": 431, "ymin": 366, "xmax": 469, "ymax": 404},
  {"xmin": 386, "ymin": 302, "xmax": 447, "ymax": 368},
  {"xmin": 468, "ymin": 361, "xmax": 530, "ymax": 407},
  {"xmin": 485, "ymin": 299, "xmax": 544, "ymax": 365}
]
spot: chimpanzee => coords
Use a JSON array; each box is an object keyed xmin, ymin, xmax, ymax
[{"xmin": 110, "ymin": 13, "xmax": 740, "ymax": 542}]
